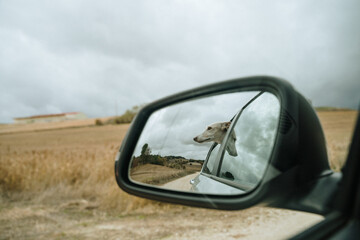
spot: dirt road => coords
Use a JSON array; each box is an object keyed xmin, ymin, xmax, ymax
[
  {"xmin": 162, "ymin": 173, "xmax": 199, "ymax": 191},
  {"xmin": 0, "ymin": 200, "xmax": 323, "ymax": 240}
]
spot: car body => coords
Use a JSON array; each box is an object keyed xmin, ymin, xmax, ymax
[{"xmin": 190, "ymin": 143, "xmax": 257, "ymax": 194}]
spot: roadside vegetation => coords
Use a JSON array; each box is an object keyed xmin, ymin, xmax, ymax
[
  {"xmin": 106, "ymin": 105, "xmax": 143, "ymax": 125},
  {"xmin": 130, "ymin": 144, "xmax": 202, "ymax": 185},
  {"xmin": 94, "ymin": 105, "xmax": 144, "ymax": 126},
  {"xmin": 0, "ymin": 124, "xmax": 152, "ymax": 213},
  {"xmin": 315, "ymin": 106, "xmax": 355, "ymax": 112}
]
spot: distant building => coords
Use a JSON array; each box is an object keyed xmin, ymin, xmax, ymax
[{"xmin": 13, "ymin": 112, "xmax": 87, "ymax": 124}]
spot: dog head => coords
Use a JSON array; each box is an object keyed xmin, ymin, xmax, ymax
[
  {"xmin": 193, "ymin": 122, "xmax": 231, "ymax": 144},
  {"xmin": 194, "ymin": 121, "xmax": 238, "ymax": 157}
]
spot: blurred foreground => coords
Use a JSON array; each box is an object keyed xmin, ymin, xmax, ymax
[{"xmin": 0, "ymin": 110, "xmax": 357, "ymax": 239}]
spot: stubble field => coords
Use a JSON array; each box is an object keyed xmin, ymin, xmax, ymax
[{"xmin": 0, "ymin": 110, "xmax": 358, "ymax": 239}]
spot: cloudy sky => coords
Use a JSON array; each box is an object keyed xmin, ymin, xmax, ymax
[
  {"xmin": 132, "ymin": 91, "xmax": 275, "ymax": 160},
  {"xmin": 1, "ymin": 0, "xmax": 359, "ymax": 123},
  {"xmin": 219, "ymin": 92, "xmax": 280, "ymax": 182},
  {"xmin": 132, "ymin": 91, "xmax": 280, "ymax": 191}
]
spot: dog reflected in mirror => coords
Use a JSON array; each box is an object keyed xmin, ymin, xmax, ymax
[{"xmin": 193, "ymin": 121, "xmax": 238, "ymax": 156}]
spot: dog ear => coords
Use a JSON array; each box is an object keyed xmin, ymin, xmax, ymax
[{"xmin": 221, "ymin": 122, "xmax": 231, "ymax": 131}]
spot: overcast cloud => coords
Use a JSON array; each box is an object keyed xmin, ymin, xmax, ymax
[
  {"xmin": 0, "ymin": 0, "xmax": 359, "ymax": 123},
  {"xmin": 133, "ymin": 91, "xmax": 259, "ymax": 160},
  {"xmin": 219, "ymin": 92, "xmax": 280, "ymax": 183}
]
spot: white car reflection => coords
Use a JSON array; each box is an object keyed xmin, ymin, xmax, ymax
[{"xmin": 190, "ymin": 174, "xmax": 245, "ymax": 195}]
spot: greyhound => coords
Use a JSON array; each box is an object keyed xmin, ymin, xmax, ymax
[{"xmin": 193, "ymin": 121, "xmax": 238, "ymax": 156}]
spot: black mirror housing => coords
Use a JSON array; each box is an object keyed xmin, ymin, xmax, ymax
[{"xmin": 115, "ymin": 76, "xmax": 331, "ymax": 211}]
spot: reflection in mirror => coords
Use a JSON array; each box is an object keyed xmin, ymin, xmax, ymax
[{"xmin": 129, "ymin": 91, "xmax": 280, "ymax": 195}]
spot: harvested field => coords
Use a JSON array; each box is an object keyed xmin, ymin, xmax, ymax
[
  {"xmin": 0, "ymin": 117, "xmax": 112, "ymax": 135},
  {"xmin": 0, "ymin": 110, "xmax": 358, "ymax": 239},
  {"xmin": 317, "ymin": 110, "xmax": 358, "ymax": 171}
]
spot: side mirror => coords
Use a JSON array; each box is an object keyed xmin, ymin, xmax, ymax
[
  {"xmin": 189, "ymin": 91, "xmax": 280, "ymax": 194},
  {"xmin": 115, "ymin": 76, "xmax": 332, "ymax": 211}
]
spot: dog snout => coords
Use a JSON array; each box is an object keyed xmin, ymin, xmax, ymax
[{"xmin": 193, "ymin": 136, "xmax": 198, "ymax": 142}]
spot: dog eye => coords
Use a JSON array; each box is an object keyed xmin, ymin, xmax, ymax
[{"xmin": 207, "ymin": 127, "xmax": 212, "ymax": 130}]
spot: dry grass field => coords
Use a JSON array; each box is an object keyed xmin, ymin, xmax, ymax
[
  {"xmin": 0, "ymin": 117, "xmax": 112, "ymax": 135},
  {"xmin": 0, "ymin": 110, "xmax": 358, "ymax": 239},
  {"xmin": 317, "ymin": 110, "xmax": 358, "ymax": 171},
  {"xmin": 0, "ymin": 123, "xmax": 152, "ymax": 211}
]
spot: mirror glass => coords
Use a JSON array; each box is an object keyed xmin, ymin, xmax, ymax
[{"xmin": 129, "ymin": 91, "xmax": 280, "ymax": 195}]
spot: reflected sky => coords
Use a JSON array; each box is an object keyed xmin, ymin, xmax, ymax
[
  {"xmin": 133, "ymin": 91, "xmax": 260, "ymax": 160},
  {"xmin": 220, "ymin": 92, "xmax": 280, "ymax": 181}
]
